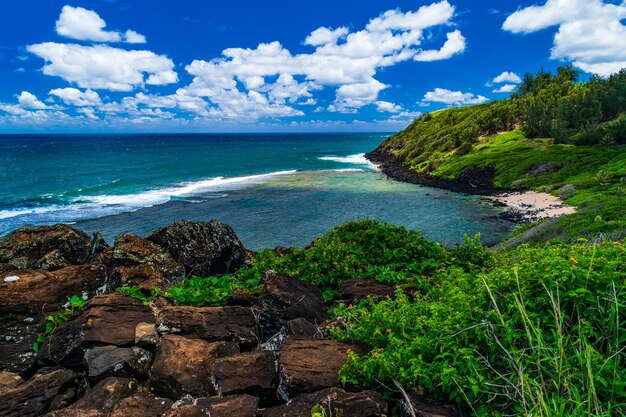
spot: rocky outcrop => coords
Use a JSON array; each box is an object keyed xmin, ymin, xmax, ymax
[
  {"xmin": 146, "ymin": 220, "xmax": 246, "ymax": 277},
  {"xmin": 65, "ymin": 377, "xmax": 137, "ymax": 414},
  {"xmin": 339, "ymin": 278, "xmax": 395, "ymax": 304},
  {"xmin": 109, "ymin": 393, "xmax": 173, "ymax": 417},
  {"xmin": 212, "ymin": 351, "xmax": 277, "ymax": 402},
  {"xmin": 156, "ymin": 306, "xmax": 257, "ymax": 348},
  {"xmin": 196, "ymin": 395, "xmax": 259, "ymax": 417},
  {"xmin": 85, "ymin": 345, "xmax": 153, "ymax": 382},
  {"xmin": 0, "ymin": 225, "xmax": 94, "ymax": 270},
  {"xmin": 262, "ymin": 270, "xmax": 328, "ymax": 324}
]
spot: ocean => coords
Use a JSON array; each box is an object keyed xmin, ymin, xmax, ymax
[{"xmin": 0, "ymin": 133, "xmax": 513, "ymax": 248}]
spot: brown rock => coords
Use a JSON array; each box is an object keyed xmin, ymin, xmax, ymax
[
  {"xmin": 0, "ymin": 224, "xmax": 93, "ymax": 270},
  {"xmin": 0, "ymin": 368, "xmax": 79, "ymax": 417},
  {"xmin": 68, "ymin": 377, "xmax": 138, "ymax": 414},
  {"xmin": 0, "ymin": 371, "xmax": 23, "ymax": 390},
  {"xmin": 157, "ymin": 306, "xmax": 257, "ymax": 348},
  {"xmin": 213, "ymin": 351, "xmax": 276, "ymax": 401},
  {"xmin": 110, "ymin": 393, "xmax": 174, "ymax": 417},
  {"xmin": 45, "ymin": 410, "xmax": 105, "ymax": 417},
  {"xmin": 260, "ymin": 388, "xmax": 387, "ymax": 417},
  {"xmin": 40, "ymin": 294, "xmax": 155, "ymax": 367},
  {"xmin": 277, "ymin": 338, "xmax": 368, "ymax": 399},
  {"xmin": 149, "ymin": 335, "xmax": 239, "ymax": 400},
  {"xmin": 339, "ymin": 278, "xmax": 395, "ymax": 304},
  {"xmin": 262, "ymin": 318, "xmax": 322, "ymax": 352},
  {"xmin": 196, "ymin": 395, "xmax": 259, "ymax": 417},
  {"xmin": 85, "ymin": 345, "xmax": 153, "ymax": 382},
  {"xmin": 146, "ymin": 220, "xmax": 246, "ymax": 277},
  {"xmin": 400, "ymin": 394, "xmax": 468, "ymax": 417},
  {"xmin": 263, "ymin": 270, "xmax": 328, "ymax": 323},
  {"xmin": 163, "ymin": 404, "xmax": 211, "ymax": 417},
  {"xmin": 135, "ymin": 322, "xmax": 159, "ymax": 347}
]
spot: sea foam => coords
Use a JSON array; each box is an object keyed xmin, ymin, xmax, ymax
[{"xmin": 318, "ymin": 153, "xmax": 377, "ymax": 169}]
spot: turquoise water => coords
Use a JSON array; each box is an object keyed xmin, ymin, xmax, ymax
[{"xmin": 0, "ymin": 134, "xmax": 513, "ymax": 247}]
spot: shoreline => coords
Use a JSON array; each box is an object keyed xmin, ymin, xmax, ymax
[{"xmin": 366, "ymin": 149, "xmax": 575, "ymax": 225}]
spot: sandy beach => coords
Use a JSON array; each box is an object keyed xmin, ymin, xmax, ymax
[{"xmin": 491, "ymin": 191, "xmax": 576, "ymax": 222}]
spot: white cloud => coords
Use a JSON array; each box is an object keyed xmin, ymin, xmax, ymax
[
  {"xmin": 375, "ymin": 101, "xmax": 403, "ymax": 113},
  {"xmin": 422, "ymin": 88, "xmax": 489, "ymax": 106},
  {"xmin": 413, "ymin": 30, "xmax": 466, "ymax": 61},
  {"xmin": 503, "ymin": 0, "xmax": 626, "ymax": 77},
  {"xmin": 304, "ymin": 27, "xmax": 348, "ymax": 46},
  {"xmin": 49, "ymin": 88, "xmax": 102, "ymax": 106},
  {"xmin": 27, "ymin": 43, "xmax": 178, "ymax": 91},
  {"xmin": 17, "ymin": 91, "xmax": 49, "ymax": 109},
  {"xmin": 493, "ymin": 84, "xmax": 517, "ymax": 93},
  {"xmin": 56, "ymin": 6, "xmax": 121, "ymax": 42},
  {"xmin": 492, "ymin": 71, "xmax": 521, "ymax": 84},
  {"xmin": 124, "ymin": 30, "xmax": 147, "ymax": 44}
]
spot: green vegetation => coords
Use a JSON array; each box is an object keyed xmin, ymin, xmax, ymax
[
  {"xmin": 377, "ymin": 66, "xmax": 626, "ymax": 242},
  {"xmin": 32, "ymin": 295, "xmax": 86, "ymax": 353}
]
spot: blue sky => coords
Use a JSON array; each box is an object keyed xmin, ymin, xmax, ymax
[{"xmin": 0, "ymin": 0, "xmax": 625, "ymax": 132}]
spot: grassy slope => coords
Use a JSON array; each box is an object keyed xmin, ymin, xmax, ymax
[{"xmin": 377, "ymin": 103, "xmax": 626, "ymax": 243}]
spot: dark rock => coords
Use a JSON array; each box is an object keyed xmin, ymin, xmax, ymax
[
  {"xmin": 45, "ymin": 409, "xmax": 105, "ymax": 417},
  {"xmin": 0, "ymin": 264, "xmax": 107, "ymax": 315},
  {"xmin": 0, "ymin": 367, "xmax": 79, "ymax": 417},
  {"xmin": 135, "ymin": 322, "xmax": 159, "ymax": 347},
  {"xmin": 156, "ymin": 306, "xmax": 257, "ymax": 348},
  {"xmin": 85, "ymin": 345, "xmax": 153, "ymax": 382},
  {"xmin": 400, "ymin": 394, "xmax": 468, "ymax": 417},
  {"xmin": 262, "ymin": 318, "xmax": 322, "ymax": 352},
  {"xmin": 67, "ymin": 377, "xmax": 138, "ymax": 414},
  {"xmin": 271, "ymin": 246, "xmax": 293, "ymax": 257},
  {"xmin": 0, "ymin": 312, "xmax": 45, "ymax": 374},
  {"xmin": 0, "ymin": 371, "xmax": 23, "ymax": 389},
  {"xmin": 227, "ymin": 287, "xmax": 259, "ymax": 307},
  {"xmin": 340, "ymin": 278, "xmax": 394, "ymax": 304},
  {"xmin": 149, "ymin": 334, "xmax": 239, "ymax": 399},
  {"xmin": 40, "ymin": 294, "xmax": 155, "ymax": 368},
  {"xmin": 213, "ymin": 351, "xmax": 277, "ymax": 402},
  {"xmin": 163, "ymin": 404, "xmax": 211, "ymax": 417},
  {"xmin": 262, "ymin": 270, "xmax": 328, "ymax": 324},
  {"xmin": 98, "ymin": 233, "xmax": 184, "ymax": 289},
  {"xmin": 196, "ymin": 395, "xmax": 259, "ymax": 417},
  {"xmin": 277, "ymin": 338, "xmax": 368, "ymax": 400},
  {"xmin": 526, "ymin": 162, "xmax": 560, "ymax": 177},
  {"xmin": 110, "ymin": 393, "xmax": 174, "ymax": 417},
  {"xmin": 260, "ymin": 388, "xmax": 387, "ymax": 417},
  {"xmin": 146, "ymin": 220, "xmax": 246, "ymax": 277},
  {"xmin": 0, "ymin": 224, "xmax": 92, "ymax": 270},
  {"xmin": 89, "ymin": 232, "xmax": 109, "ymax": 260}
]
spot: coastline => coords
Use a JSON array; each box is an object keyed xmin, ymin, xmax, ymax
[{"xmin": 365, "ymin": 149, "xmax": 575, "ymax": 226}]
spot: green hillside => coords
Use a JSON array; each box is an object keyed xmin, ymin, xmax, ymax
[{"xmin": 373, "ymin": 67, "xmax": 626, "ymax": 243}]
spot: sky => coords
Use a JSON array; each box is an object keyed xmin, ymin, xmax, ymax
[{"xmin": 0, "ymin": 0, "xmax": 625, "ymax": 133}]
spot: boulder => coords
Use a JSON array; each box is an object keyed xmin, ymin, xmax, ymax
[
  {"xmin": 260, "ymin": 388, "xmax": 387, "ymax": 417},
  {"xmin": 0, "ymin": 264, "xmax": 107, "ymax": 315},
  {"xmin": 149, "ymin": 334, "xmax": 239, "ymax": 400},
  {"xmin": 146, "ymin": 220, "xmax": 246, "ymax": 277},
  {"xmin": 85, "ymin": 345, "xmax": 153, "ymax": 383},
  {"xmin": 196, "ymin": 395, "xmax": 259, "ymax": 417},
  {"xmin": 0, "ymin": 371, "xmax": 23, "ymax": 390},
  {"xmin": 135, "ymin": 322, "xmax": 159, "ymax": 347},
  {"xmin": 339, "ymin": 278, "xmax": 394, "ymax": 304},
  {"xmin": 40, "ymin": 294, "xmax": 155, "ymax": 368},
  {"xmin": 0, "ymin": 224, "xmax": 93, "ymax": 270},
  {"xmin": 97, "ymin": 233, "xmax": 184, "ymax": 289},
  {"xmin": 109, "ymin": 393, "xmax": 174, "ymax": 417},
  {"xmin": 156, "ymin": 306, "xmax": 257, "ymax": 348},
  {"xmin": 0, "ymin": 367, "xmax": 79, "ymax": 417},
  {"xmin": 262, "ymin": 270, "xmax": 328, "ymax": 323},
  {"xmin": 0, "ymin": 312, "xmax": 45, "ymax": 374},
  {"xmin": 67, "ymin": 377, "xmax": 138, "ymax": 414},
  {"xmin": 277, "ymin": 338, "xmax": 368, "ymax": 400},
  {"xmin": 262, "ymin": 318, "xmax": 322, "ymax": 352},
  {"xmin": 212, "ymin": 351, "xmax": 277, "ymax": 401}
]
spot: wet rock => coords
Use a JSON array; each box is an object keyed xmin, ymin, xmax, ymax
[
  {"xmin": 339, "ymin": 278, "xmax": 394, "ymax": 304},
  {"xmin": 0, "ymin": 224, "xmax": 93, "ymax": 270},
  {"xmin": 196, "ymin": 395, "xmax": 259, "ymax": 417},
  {"xmin": 262, "ymin": 270, "xmax": 328, "ymax": 334},
  {"xmin": 146, "ymin": 220, "xmax": 246, "ymax": 277},
  {"xmin": 260, "ymin": 388, "xmax": 387, "ymax": 417},
  {"xmin": 400, "ymin": 394, "xmax": 468, "ymax": 417},
  {"xmin": 135, "ymin": 322, "xmax": 159, "ymax": 347},
  {"xmin": 0, "ymin": 367, "xmax": 79, "ymax": 417},
  {"xmin": 156, "ymin": 306, "xmax": 257, "ymax": 348},
  {"xmin": 85, "ymin": 345, "xmax": 153, "ymax": 382},
  {"xmin": 0, "ymin": 264, "xmax": 107, "ymax": 315},
  {"xmin": 0, "ymin": 371, "xmax": 23, "ymax": 390},
  {"xmin": 213, "ymin": 351, "xmax": 277, "ymax": 401},
  {"xmin": 0, "ymin": 312, "xmax": 45, "ymax": 374},
  {"xmin": 277, "ymin": 338, "xmax": 368, "ymax": 400},
  {"xmin": 40, "ymin": 294, "xmax": 155, "ymax": 368},
  {"xmin": 110, "ymin": 393, "xmax": 174, "ymax": 417},
  {"xmin": 149, "ymin": 334, "xmax": 239, "ymax": 400},
  {"xmin": 98, "ymin": 233, "xmax": 184, "ymax": 289},
  {"xmin": 68, "ymin": 377, "xmax": 138, "ymax": 414}
]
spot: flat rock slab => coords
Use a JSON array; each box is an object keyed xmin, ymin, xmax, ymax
[
  {"xmin": 67, "ymin": 377, "xmax": 138, "ymax": 414},
  {"xmin": 157, "ymin": 305, "xmax": 257, "ymax": 347},
  {"xmin": 109, "ymin": 393, "xmax": 174, "ymax": 417},
  {"xmin": 0, "ymin": 367, "xmax": 79, "ymax": 417},
  {"xmin": 40, "ymin": 294, "xmax": 155, "ymax": 368},
  {"xmin": 85, "ymin": 345, "xmax": 153, "ymax": 382},
  {"xmin": 213, "ymin": 351, "xmax": 277, "ymax": 401},
  {"xmin": 278, "ymin": 338, "xmax": 368, "ymax": 399},
  {"xmin": 150, "ymin": 334, "xmax": 239, "ymax": 400},
  {"xmin": 260, "ymin": 388, "xmax": 388, "ymax": 417},
  {"xmin": 147, "ymin": 220, "xmax": 246, "ymax": 277}
]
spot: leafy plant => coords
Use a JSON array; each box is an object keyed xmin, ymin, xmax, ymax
[{"xmin": 32, "ymin": 295, "xmax": 86, "ymax": 353}]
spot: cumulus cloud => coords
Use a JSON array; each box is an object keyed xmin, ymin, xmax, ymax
[
  {"xmin": 27, "ymin": 43, "xmax": 178, "ymax": 91},
  {"xmin": 17, "ymin": 91, "xmax": 49, "ymax": 109},
  {"xmin": 422, "ymin": 88, "xmax": 489, "ymax": 106},
  {"xmin": 492, "ymin": 71, "xmax": 521, "ymax": 84},
  {"xmin": 304, "ymin": 27, "xmax": 349, "ymax": 46},
  {"xmin": 55, "ymin": 6, "xmax": 147, "ymax": 44},
  {"xmin": 375, "ymin": 101, "xmax": 403, "ymax": 113},
  {"xmin": 503, "ymin": 0, "xmax": 626, "ymax": 77},
  {"xmin": 493, "ymin": 84, "xmax": 517, "ymax": 93},
  {"xmin": 413, "ymin": 30, "xmax": 466, "ymax": 61},
  {"xmin": 49, "ymin": 88, "xmax": 102, "ymax": 106}
]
